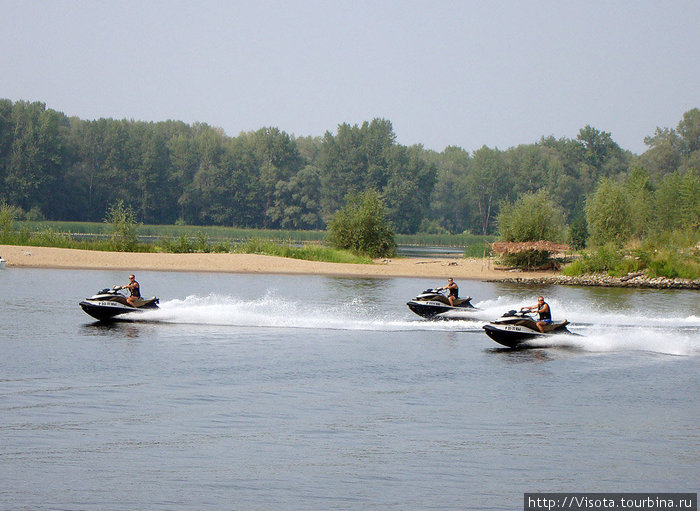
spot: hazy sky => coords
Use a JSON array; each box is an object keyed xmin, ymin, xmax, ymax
[{"xmin": 2, "ymin": 0, "xmax": 698, "ymax": 154}]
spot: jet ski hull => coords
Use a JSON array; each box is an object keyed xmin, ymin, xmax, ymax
[
  {"xmin": 483, "ymin": 324, "xmax": 548, "ymax": 348},
  {"xmin": 406, "ymin": 290, "xmax": 476, "ymax": 319},
  {"xmin": 79, "ymin": 299, "xmax": 159, "ymax": 322},
  {"xmin": 407, "ymin": 300, "xmax": 454, "ymax": 318},
  {"xmin": 79, "ymin": 288, "xmax": 159, "ymax": 322},
  {"xmin": 483, "ymin": 311, "xmax": 571, "ymax": 348}
]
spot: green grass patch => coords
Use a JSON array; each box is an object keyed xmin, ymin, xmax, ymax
[
  {"xmin": 463, "ymin": 242, "xmax": 493, "ymax": 258},
  {"xmin": 646, "ymin": 248, "xmax": 700, "ymax": 279},
  {"xmin": 18, "ymin": 221, "xmax": 328, "ymax": 243},
  {"xmin": 562, "ymin": 239, "xmax": 700, "ymax": 280},
  {"xmin": 1, "ymin": 227, "xmax": 372, "ymax": 264},
  {"xmin": 397, "ymin": 232, "xmax": 495, "ymax": 247},
  {"xmin": 234, "ymin": 238, "xmax": 372, "ymax": 264}
]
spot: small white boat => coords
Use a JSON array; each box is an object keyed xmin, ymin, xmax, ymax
[{"xmin": 0, "ymin": 256, "xmax": 5, "ymax": 270}]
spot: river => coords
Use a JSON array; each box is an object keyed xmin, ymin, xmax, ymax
[{"xmin": 1, "ymin": 268, "xmax": 698, "ymax": 510}]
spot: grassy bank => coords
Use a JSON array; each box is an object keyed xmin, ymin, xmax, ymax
[
  {"xmin": 562, "ymin": 234, "xmax": 700, "ymax": 280},
  {"xmin": 19, "ymin": 221, "xmax": 492, "ymax": 244},
  {"xmin": 0, "ymin": 228, "xmax": 372, "ymax": 264},
  {"xmin": 10, "ymin": 221, "xmax": 493, "ymax": 256}
]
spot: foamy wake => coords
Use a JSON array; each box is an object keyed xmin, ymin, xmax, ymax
[
  {"xmin": 132, "ymin": 292, "xmax": 699, "ymax": 355},
  {"xmin": 137, "ymin": 292, "xmax": 465, "ymax": 332}
]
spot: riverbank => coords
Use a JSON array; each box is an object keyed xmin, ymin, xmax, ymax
[
  {"xmin": 494, "ymin": 273, "xmax": 700, "ymax": 290},
  {"xmin": 4, "ymin": 245, "xmax": 698, "ymax": 288},
  {"xmin": 0, "ymin": 244, "xmax": 554, "ymax": 280}
]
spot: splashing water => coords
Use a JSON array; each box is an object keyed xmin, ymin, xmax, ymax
[
  {"xmin": 473, "ymin": 296, "xmax": 700, "ymax": 355},
  {"xmin": 139, "ymin": 291, "xmax": 471, "ymax": 332},
  {"xmin": 133, "ymin": 292, "xmax": 699, "ymax": 356}
]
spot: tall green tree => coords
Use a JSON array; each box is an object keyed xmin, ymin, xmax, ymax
[
  {"xmin": 319, "ymin": 119, "xmax": 396, "ymax": 220},
  {"xmin": 655, "ymin": 169, "xmax": 700, "ymax": 232},
  {"xmin": 5, "ymin": 101, "xmax": 68, "ymax": 215},
  {"xmin": 428, "ymin": 146, "xmax": 472, "ymax": 233},
  {"xmin": 383, "ymin": 145, "xmax": 436, "ymax": 233},
  {"xmin": 267, "ymin": 164, "xmax": 323, "ymax": 229},
  {"xmin": 0, "ymin": 99, "xmax": 13, "ymax": 200},
  {"xmin": 466, "ymin": 146, "xmax": 509, "ymax": 235},
  {"xmin": 244, "ymin": 127, "xmax": 303, "ymax": 228},
  {"xmin": 167, "ymin": 131, "xmax": 200, "ymax": 223},
  {"xmin": 677, "ymin": 108, "xmax": 700, "ymax": 155},
  {"xmin": 134, "ymin": 126, "xmax": 174, "ymax": 223},
  {"xmin": 639, "ymin": 127, "xmax": 683, "ymax": 180},
  {"xmin": 625, "ymin": 167, "xmax": 655, "ymax": 239}
]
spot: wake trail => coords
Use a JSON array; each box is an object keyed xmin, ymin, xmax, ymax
[
  {"xmin": 138, "ymin": 293, "xmax": 484, "ymax": 332},
  {"xmin": 133, "ymin": 293, "xmax": 699, "ymax": 355}
]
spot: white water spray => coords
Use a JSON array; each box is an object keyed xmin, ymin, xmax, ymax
[{"xmin": 134, "ymin": 292, "xmax": 699, "ymax": 355}]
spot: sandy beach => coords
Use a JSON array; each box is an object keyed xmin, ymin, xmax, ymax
[{"xmin": 0, "ymin": 244, "xmax": 557, "ymax": 281}]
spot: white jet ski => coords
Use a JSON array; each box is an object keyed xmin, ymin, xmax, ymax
[
  {"xmin": 79, "ymin": 286, "xmax": 159, "ymax": 322},
  {"xmin": 483, "ymin": 309, "xmax": 572, "ymax": 348},
  {"xmin": 406, "ymin": 288, "xmax": 477, "ymax": 319}
]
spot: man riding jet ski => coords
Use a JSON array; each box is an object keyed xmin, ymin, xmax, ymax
[
  {"xmin": 482, "ymin": 296, "xmax": 571, "ymax": 348},
  {"xmin": 79, "ymin": 274, "xmax": 159, "ymax": 321},
  {"xmin": 407, "ymin": 278, "xmax": 477, "ymax": 319}
]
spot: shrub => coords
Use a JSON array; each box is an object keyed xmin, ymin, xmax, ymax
[
  {"xmin": 492, "ymin": 241, "xmax": 569, "ymax": 269},
  {"xmin": 562, "ymin": 239, "xmax": 700, "ymax": 279},
  {"xmin": 646, "ymin": 249, "xmax": 700, "ymax": 279},
  {"xmin": 0, "ymin": 202, "xmax": 21, "ymax": 239},
  {"xmin": 585, "ymin": 178, "xmax": 631, "ymax": 246},
  {"xmin": 497, "ymin": 190, "xmax": 566, "ymax": 242},
  {"xmin": 562, "ymin": 243, "xmax": 628, "ymax": 276},
  {"xmin": 327, "ymin": 190, "xmax": 397, "ymax": 258},
  {"xmin": 104, "ymin": 200, "xmax": 140, "ymax": 252},
  {"xmin": 499, "ymin": 249, "xmax": 554, "ymax": 268}
]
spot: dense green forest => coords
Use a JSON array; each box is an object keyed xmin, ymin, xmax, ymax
[{"xmin": 0, "ymin": 98, "xmax": 698, "ymax": 237}]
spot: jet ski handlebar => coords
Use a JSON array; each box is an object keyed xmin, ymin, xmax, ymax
[{"xmin": 503, "ymin": 309, "xmax": 535, "ymax": 319}]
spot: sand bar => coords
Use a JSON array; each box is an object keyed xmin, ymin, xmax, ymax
[{"xmin": 0, "ymin": 244, "xmax": 557, "ymax": 280}]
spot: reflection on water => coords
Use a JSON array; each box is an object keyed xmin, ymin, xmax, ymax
[
  {"xmin": 487, "ymin": 347, "xmax": 555, "ymax": 362},
  {"xmin": 328, "ymin": 276, "xmax": 386, "ymax": 293},
  {"xmin": 81, "ymin": 321, "xmax": 143, "ymax": 339},
  {"xmin": 397, "ymin": 245, "xmax": 465, "ymax": 258}
]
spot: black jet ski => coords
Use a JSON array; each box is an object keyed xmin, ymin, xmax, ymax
[
  {"xmin": 79, "ymin": 286, "xmax": 159, "ymax": 322},
  {"xmin": 406, "ymin": 288, "xmax": 476, "ymax": 319},
  {"xmin": 483, "ymin": 309, "xmax": 571, "ymax": 348}
]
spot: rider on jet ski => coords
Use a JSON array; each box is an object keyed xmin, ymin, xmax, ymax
[
  {"xmin": 437, "ymin": 278, "xmax": 459, "ymax": 307},
  {"xmin": 117, "ymin": 274, "xmax": 141, "ymax": 307},
  {"xmin": 521, "ymin": 296, "xmax": 551, "ymax": 333}
]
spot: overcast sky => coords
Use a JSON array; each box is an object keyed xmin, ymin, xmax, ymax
[{"xmin": 2, "ymin": 0, "xmax": 698, "ymax": 155}]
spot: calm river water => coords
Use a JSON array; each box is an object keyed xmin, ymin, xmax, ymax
[{"xmin": 1, "ymin": 268, "xmax": 698, "ymax": 510}]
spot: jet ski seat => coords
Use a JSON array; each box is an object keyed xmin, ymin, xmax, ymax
[
  {"xmin": 542, "ymin": 320, "xmax": 568, "ymax": 332},
  {"xmin": 131, "ymin": 298, "xmax": 149, "ymax": 308}
]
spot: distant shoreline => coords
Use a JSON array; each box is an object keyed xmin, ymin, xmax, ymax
[
  {"xmin": 0, "ymin": 244, "xmax": 554, "ymax": 281},
  {"xmin": 3, "ymin": 245, "xmax": 697, "ymax": 290}
]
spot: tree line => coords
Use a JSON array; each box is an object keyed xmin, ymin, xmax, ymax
[{"xmin": 0, "ymin": 98, "xmax": 697, "ymax": 238}]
